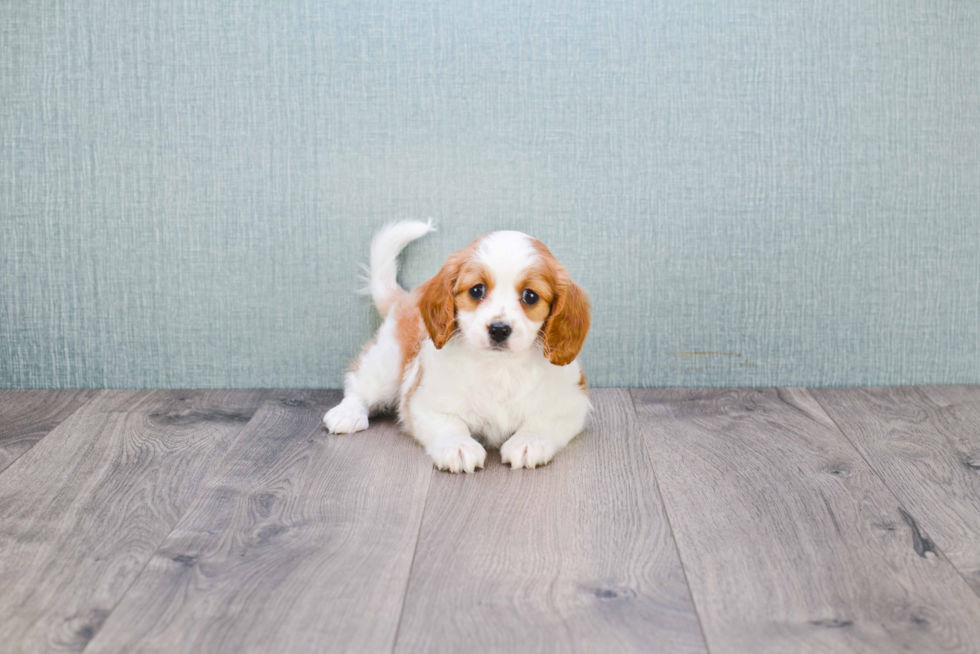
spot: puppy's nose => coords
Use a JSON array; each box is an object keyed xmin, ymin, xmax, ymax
[{"xmin": 488, "ymin": 322, "xmax": 512, "ymax": 343}]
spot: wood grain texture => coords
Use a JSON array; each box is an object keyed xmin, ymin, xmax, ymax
[
  {"xmin": 394, "ymin": 389, "xmax": 708, "ymax": 654},
  {"xmin": 84, "ymin": 391, "xmax": 433, "ymax": 654},
  {"xmin": 812, "ymin": 385, "xmax": 980, "ymax": 596},
  {"xmin": 0, "ymin": 390, "xmax": 98, "ymax": 473},
  {"xmin": 0, "ymin": 389, "xmax": 267, "ymax": 654},
  {"xmin": 632, "ymin": 387, "xmax": 980, "ymax": 654}
]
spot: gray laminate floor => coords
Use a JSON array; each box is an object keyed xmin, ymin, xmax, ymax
[{"xmin": 1, "ymin": 387, "xmax": 979, "ymax": 654}]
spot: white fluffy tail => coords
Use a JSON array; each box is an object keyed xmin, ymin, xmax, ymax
[{"xmin": 363, "ymin": 219, "xmax": 436, "ymax": 317}]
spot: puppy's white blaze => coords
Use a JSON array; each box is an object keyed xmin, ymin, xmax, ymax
[
  {"xmin": 456, "ymin": 231, "xmax": 542, "ymax": 353},
  {"xmin": 474, "ymin": 231, "xmax": 538, "ymax": 272}
]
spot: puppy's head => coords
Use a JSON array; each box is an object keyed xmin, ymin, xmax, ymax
[{"xmin": 417, "ymin": 231, "xmax": 590, "ymax": 365}]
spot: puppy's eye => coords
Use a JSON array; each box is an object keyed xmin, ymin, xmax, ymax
[
  {"xmin": 469, "ymin": 284, "xmax": 485, "ymax": 300},
  {"xmin": 522, "ymin": 289, "xmax": 539, "ymax": 305}
]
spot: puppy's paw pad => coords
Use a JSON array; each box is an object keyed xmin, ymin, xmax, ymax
[
  {"xmin": 501, "ymin": 434, "xmax": 557, "ymax": 470},
  {"xmin": 323, "ymin": 402, "xmax": 369, "ymax": 434},
  {"xmin": 429, "ymin": 439, "xmax": 486, "ymax": 474}
]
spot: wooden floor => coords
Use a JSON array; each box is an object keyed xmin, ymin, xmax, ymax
[{"xmin": 1, "ymin": 388, "xmax": 979, "ymax": 654}]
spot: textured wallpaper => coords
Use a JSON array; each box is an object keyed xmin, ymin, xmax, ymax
[{"xmin": 2, "ymin": 0, "xmax": 979, "ymax": 389}]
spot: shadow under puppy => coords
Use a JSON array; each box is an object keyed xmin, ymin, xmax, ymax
[{"xmin": 324, "ymin": 220, "xmax": 591, "ymax": 473}]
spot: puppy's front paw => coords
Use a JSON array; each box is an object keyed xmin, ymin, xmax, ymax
[
  {"xmin": 501, "ymin": 434, "xmax": 557, "ymax": 470},
  {"xmin": 323, "ymin": 399, "xmax": 369, "ymax": 434},
  {"xmin": 427, "ymin": 438, "xmax": 486, "ymax": 474}
]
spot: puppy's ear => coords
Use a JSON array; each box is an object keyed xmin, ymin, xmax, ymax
[
  {"xmin": 543, "ymin": 267, "xmax": 591, "ymax": 366},
  {"xmin": 417, "ymin": 252, "xmax": 464, "ymax": 349}
]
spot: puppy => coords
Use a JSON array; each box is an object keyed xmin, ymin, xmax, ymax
[{"xmin": 324, "ymin": 220, "xmax": 591, "ymax": 473}]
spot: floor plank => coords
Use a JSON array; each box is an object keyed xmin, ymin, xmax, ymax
[
  {"xmin": 84, "ymin": 391, "xmax": 433, "ymax": 654},
  {"xmin": 394, "ymin": 389, "xmax": 708, "ymax": 654},
  {"xmin": 632, "ymin": 388, "xmax": 980, "ymax": 654},
  {"xmin": 0, "ymin": 389, "xmax": 267, "ymax": 654},
  {"xmin": 812, "ymin": 385, "xmax": 980, "ymax": 596},
  {"xmin": 0, "ymin": 389, "xmax": 98, "ymax": 473}
]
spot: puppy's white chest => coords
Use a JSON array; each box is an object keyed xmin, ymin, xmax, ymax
[
  {"xmin": 420, "ymin": 344, "xmax": 550, "ymax": 446},
  {"xmin": 458, "ymin": 374, "xmax": 528, "ymax": 445}
]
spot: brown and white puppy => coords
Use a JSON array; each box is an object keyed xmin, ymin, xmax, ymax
[{"xmin": 324, "ymin": 221, "xmax": 591, "ymax": 473}]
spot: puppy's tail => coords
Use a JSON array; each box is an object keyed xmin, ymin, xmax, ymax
[{"xmin": 362, "ymin": 219, "xmax": 436, "ymax": 317}]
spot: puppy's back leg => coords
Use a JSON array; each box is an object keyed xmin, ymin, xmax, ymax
[{"xmin": 324, "ymin": 317, "xmax": 401, "ymax": 434}]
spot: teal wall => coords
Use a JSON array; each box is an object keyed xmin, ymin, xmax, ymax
[{"xmin": 2, "ymin": 1, "xmax": 979, "ymax": 389}]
